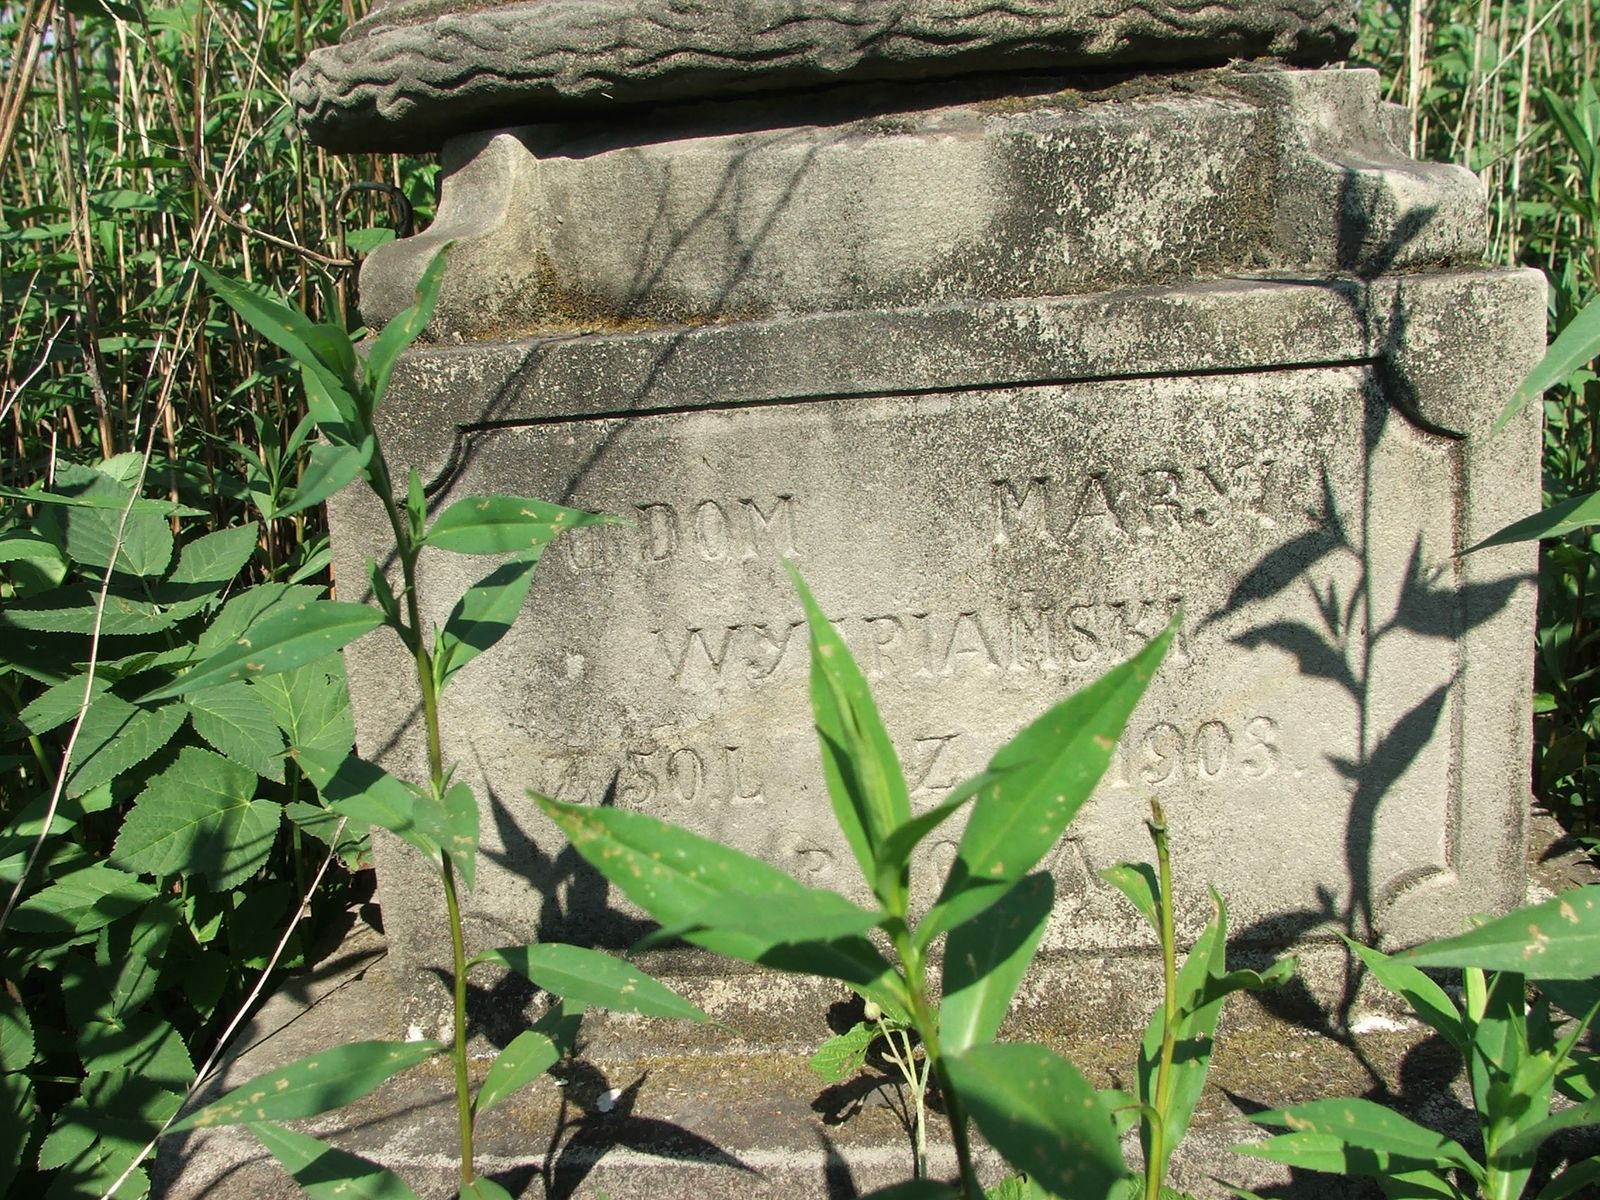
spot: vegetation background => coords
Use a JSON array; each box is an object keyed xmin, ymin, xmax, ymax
[{"xmin": 0, "ymin": 0, "xmax": 1594, "ymax": 1194}]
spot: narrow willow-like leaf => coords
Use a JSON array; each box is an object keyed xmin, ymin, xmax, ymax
[
  {"xmin": 1101, "ymin": 862, "xmax": 1161, "ymax": 933},
  {"xmin": 946, "ymin": 1043, "xmax": 1128, "ymax": 1200},
  {"xmin": 297, "ymin": 747, "xmax": 439, "ymax": 861},
  {"xmin": 366, "ymin": 246, "xmax": 450, "ymax": 407},
  {"xmin": 479, "ymin": 944, "xmax": 708, "ymax": 1022},
  {"xmin": 249, "ymin": 1121, "xmax": 423, "ymax": 1199},
  {"xmin": 418, "ymin": 782, "xmax": 480, "ymax": 888},
  {"xmin": 1231, "ymin": 1130, "xmax": 1456, "ymax": 1189},
  {"xmin": 1537, "ymin": 1157, "xmax": 1600, "ymax": 1200},
  {"xmin": 642, "ymin": 887, "xmax": 883, "ymax": 948},
  {"xmin": 170, "ymin": 1039, "xmax": 444, "ymax": 1130},
  {"xmin": 790, "ymin": 564, "xmax": 910, "ymax": 904},
  {"xmin": 1399, "ymin": 887, "xmax": 1600, "ymax": 980},
  {"xmin": 534, "ymin": 794, "xmax": 903, "ymax": 1009},
  {"xmin": 144, "ymin": 600, "xmax": 384, "ymax": 700},
  {"xmin": 1345, "ymin": 938, "xmax": 1464, "ymax": 1053},
  {"xmin": 1250, "ymin": 1100, "xmax": 1481, "ymax": 1175},
  {"xmin": 276, "ymin": 438, "xmax": 373, "ymax": 521},
  {"xmin": 918, "ymin": 621, "xmax": 1174, "ymax": 947},
  {"xmin": 1492, "ymin": 291, "xmax": 1600, "ymax": 434},
  {"xmin": 473, "ymin": 1030, "xmax": 560, "ymax": 1121},
  {"xmin": 422, "ymin": 496, "xmax": 612, "ymax": 555},
  {"xmin": 438, "ymin": 555, "xmax": 542, "ymax": 689},
  {"xmin": 810, "ymin": 1021, "xmax": 875, "ymax": 1083},
  {"xmin": 940, "ymin": 873, "xmax": 1054, "ymax": 1055},
  {"xmin": 1496, "ymin": 1093, "xmax": 1600, "ymax": 1159},
  {"xmin": 1467, "ymin": 489, "xmax": 1600, "ymax": 553},
  {"xmin": 873, "ymin": 771, "xmax": 996, "ymax": 874}
]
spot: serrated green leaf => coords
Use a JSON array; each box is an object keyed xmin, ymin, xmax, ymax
[
  {"xmin": 164, "ymin": 524, "xmax": 260, "ymax": 594},
  {"xmin": 297, "ymin": 747, "xmax": 437, "ymax": 860},
  {"xmin": 437, "ymin": 555, "xmax": 542, "ymax": 689},
  {"xmin": 940, "ymin": 873, "xmax": 1054, "ymax": 1055},
  {"xmin": 1346, "ymin": 939, "xmax": 1464, "ymax": 1053},
  {"xmin": 809, "ymin": 1021, "xmax": 875, "ymax": 1083},
  {"xmin": 277, "ymin": 439, "xmax": 373, "ymax": 521},
  {"xmin": 37, "ymin": 469, "xmax": 173, "ymax": 579},
  {"xmin": 473, "ymin": 1030, "xmax": 560, "ymax": 1121},
  {"xmin": 187, "ymin": 681, "xmax": 287, "ymax": 780},
  {"xmin": 20, "ymin": 672, "xmax": 111, "ymax": 735},
  {"xmin": 1399, "ymin": 887, "xmax": 1600, "ymax": 980},
  {"xmin": 0, "ymin": 585, "xmax": 199, "ymax": 635},
  {"xmin": 421, "ymin": 496, "xmax": 613, "ymax": 555},
  {"xmin": 103, "ymin": 901, "xmax": 179, "ymax": 1019},
  {"xmin": 255, "ymin": 656, "xmax": 354, "ymax": 756},
  {"xmin": 145, "ymin": 600, "xmax": 383, "ymax": 700},
  {"xmin": 0, "ymin": 1071, "xmax": 34, "ymax": 1194},
  {"xmin": 10, "ymin": 863, "xmax": 157, "ymax": 935},
  {"xmin": 248, "ymin": 1122, "xmax": 423, "ymax": 1199},
  {"xmin": 111, "ymin": 747, "xmax": 281, "ymax": 888},
  {"xmin": 789, "ymin": 565, "xmax": 911, "ymax": 908},
  {"xmin": 479, "ymin": 944, "xmax": 708, "ymax": 1022},
  {"xmin": 171, "ymin": 1038, "xmax": 444, "ymax": 1131},
  {"xmin": 37, "ymin": 1069, "xmax": 180, "ymax": 1198},
  {"xmin": 1250, "ymin": 1100, "xmax": 1480, "ymax": 1175},
  {"xmin": 79, "ymin": 1011, "xmax": 194, "ymax": 1085},
  {"xmin": 0, "ymin": 530, "xmax": 66, "ymax": 567},
  {"xmin": 284, "ymin": 801, "xmax": 368, "ymax": 868},
  {"xmin": 533, "ymin": 794, "xmax": 903, "ymax": 1011},
  {"xmin": 918, "ymin": 621, "xmax": 1174, "ymax": 947},
  {"xmin": 64, "ymin": 691, "xmax": 187, "ymax": 797},
  {"xmin": 1101, "ymin": 862, "xmax": 1161, "ymax": 934},
  {"xmin": 0, "ymin": 989, "xmax": 35, "ymax": 1071},
  {"xmin": 946, "ymin": 1043, "xmax": 1128, "ymax": 1200}
]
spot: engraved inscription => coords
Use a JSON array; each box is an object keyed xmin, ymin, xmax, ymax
[
  {"xmin": 540, "ymin": 741, "xmax": 767, "ymax": 807},
  {"xmin": 559, "ymin": 494, "xmax": 799, "ymax": 569},
  {"xmin": 1106, "ymin": 716, "xmax": 1281, "ymax": 787},
  {"xmin": 654, "ymin": 596, "xmax": 1186, "ymax": 689},
  {"xmin": 993, "ymin": 460, "xmax": 1276, "ymax": 544}
]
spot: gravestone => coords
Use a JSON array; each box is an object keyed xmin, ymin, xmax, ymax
[{"xmin": 188, "ymin": 2, "xmax": 1549, "ymax": 1194}]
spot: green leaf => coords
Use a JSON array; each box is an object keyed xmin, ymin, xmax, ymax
[
  {"xmin": 0, "ymin": 989, "xmax": 35, "ymax": 1071},
  {"xmin": 65, "ymin": 691, "xmax": 187, "ymax": 796},
  {"xmin": 366, "ymin": 245, "xmax": 450, "ymax": 407},
  {"xmin": 144, "ymin": 600, "xmax": 384, "ymax": 700},
  {"xmin": 790, "ymin": 564, "xmax": 911, "ymax": 905},
  {"xmin": 10, "ymin": 863, "xmax": 157, "ymax": 934},
  {"xmin": 285, "ymin": 801, "xmax": 368, "ymax": 868},
  {"xmin": 20, "ymin": 673, "xmax": 111, "ymax": 735},
  {"xmin": 37, "ymin": 1069, "xmax": 181, "ymax": 1197},
  {"xmin": 256, "ymin": 656, "xmax": 354, "ymax": 756},
  {"xmin": 0, "ymin": 1072, "xmax": 34, "ymax": 1195},
  {"xmin": 297, "ymin": 747, "xmax": 438, "ymax": 860},
  {"xmin": 940, "ymin": 873, "xmax": 1054, "ymax": 1055},
  {"xmin": 249, "ymin": 1122, "xmax": 423, "ymax": 1199},
  {"xmin": 164, "ymin": 524, "xmax": 260, "ymax": 595},
  {"xmin": 1536, "ymin": 1157, "xmax": 1600, "ymax": 1200},
  {"xmin": 427, "ymin": 781, "xmax": 479, "ymax": 888},
  {"xmin": 79, "ymin": 1011, "xmax": 194, "ymax": 1085},
  {"xmin": 810, "ymin": 1021, "xmax": 876, "ymax": 1083},
  {"xmin": 1250, "ymin": 1100, "xmax": 1481, "ymax": 1174},
  {"xmin": 473, "ymin": 1029, "xmax": 560, "ymax": 1120},
  {"xmin": 1101, "ymin": 862, "xmax": 1161, "ymax": 933},
  {"xmin": 1495, "ymin": 1093, "xmax": 1600, "ymax": 1159},
  {"xmin": 858, "ymin": 1184, "xmax": 962, "ymax": 1200},
  {"xmin": 196, "ymin": 583, "xmax": 325, "ymax": 656},
  {"xmin": 643, "ymin": 887, "xmax": 884, "ymax": 948},
  {"xmin": 0, "ymin": 530, "xmax": 67, "ymax": 567},
  {"xmin": 187, "ymin": 681, "xmax": 287, "ymax": 781},
  {"xmin": 1493, "ymin": 291, "xmax": 1600, "ymax": 433},
  {"xmin": 437, "ymin": 555, "xmax": 542, "ymax": 688},
  {"xmin": 197, "ymin": 265, "xmax": 358, "ymax": 414},
  {"xmin": 460, "ymin": 1180, "xmax": 514, "ymax": 1200},
  {"xmin": 1231, "ymin": 1130, "xmax": 1458, "ymax": 1188},
  {"xmin": 277, "ymin": 439, "xmax": 374, "ymax": 521},
  {"xmin": 1467, "ymin": 489, "xmax": 1600, "ymax": 552},
  {"xmin": 919, "ymin": 621, "xmax": 1175, "ymax": 947},
  {"xmin": 171, "ymin": 1038, "xmax": 444, "ymax": 1130},
  {"xmin": 874, "ymin": 772, "xmax": 996, "ymax": 873},
  {"xmin": 421, "ymin": 496, "xmax": 613, "ymax": 555},
  {"xmin": 946, "ymin": 1043, "xmax": 1128, "ymax": 1200},
  {"xmin": 103, "ymin": 901, "xmax": 180, "ymax": 1019},
  {"xmin": 1345, "ymin": 938, "xmax": 1464, "ymax": 1053},
  {"xmin": 112, "ymin": 747, "xmax": 280, "ymax": 888},
  {"xmin": 533, "ymin": 794, "xmax": 904, "ymax": 1009},
  {"xmin": 478, "ymin": 944, "xmax": 708, "ymax": 1022},
  {"xmin": 38, "ymin": 469, "xmax": 173, "ymax": 579},
  {"xmin": 1399, "ymin": 887, "xmax": 1600, "ymax": 979}
]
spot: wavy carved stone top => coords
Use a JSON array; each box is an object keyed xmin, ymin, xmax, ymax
[{"xmin": 291, "ymin": 0, "xmax": 1356, "ymax": 151}]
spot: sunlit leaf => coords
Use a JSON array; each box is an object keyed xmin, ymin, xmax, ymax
[
  {"xmin": 421, "ymin": 496, "xmax": 612, "ymax": 555},
  {"xmin": 810, "ymin": 1021, "xmax": 875, "ymax": 1084},
  {"xmin": 170, "ymin": 1039, "xmax": 444, "ymax": 1130},
  {"xmin": 473, "ymin": 1030, "xmax": 560, "ymax": 1121},
  {"xmin": 478, "ymin": 944, "xmax": 707, "ymax": 1022},
  {"xmin": 249, "ymin": 1122, "xmax": 422, "ymax": 1199},
  {"xmin": 940, "ymin": 873, "xmax": 1053, "ymax": 1055},
  {"xmin": 1399, "ymin": 887, "xmax": 1600, "ymax": 980},
  {"xmin": 1249, "ymin": 1100, "xmax": 1481, "ymax": 1175}
]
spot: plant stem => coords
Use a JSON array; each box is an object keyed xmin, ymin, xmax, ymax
[
  {"xmin": 441, "ymin": 854, "xmax": 476, "ymax": 1187},
  {"xmin": 1145, "ymin": 799, "xmax": 1180, "ymax": 1200},
  {"xmin": 897, "ymin": 938, "xmax": 983, "ymax": 1199}
]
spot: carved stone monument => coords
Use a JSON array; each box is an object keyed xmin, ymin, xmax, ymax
[{"xmin": 165, "ymin": 2, "xmax": 1548, "ymax": 1195}]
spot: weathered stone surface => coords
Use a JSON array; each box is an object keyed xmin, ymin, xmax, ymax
[
  {"xmin": 291, "ymin": 0, "xmax": 1356, "ymax": 153},
  {"xmin": 327, "ymin": 267, "xmax": 1543, "ymax": 1043},
  {"xmin": 354, "ymin": 67, "xmax": 1484, "ymax": 341}
]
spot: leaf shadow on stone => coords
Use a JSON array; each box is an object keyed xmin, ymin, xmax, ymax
[{"xmin": 1210, "ymin": 168, "xmax": 1529, "ymax": 1102}]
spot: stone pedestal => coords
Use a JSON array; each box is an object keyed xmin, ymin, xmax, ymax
[{"xmin": 217, "ymin": 4, "xmax": 1551, "ymax": 1194}]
